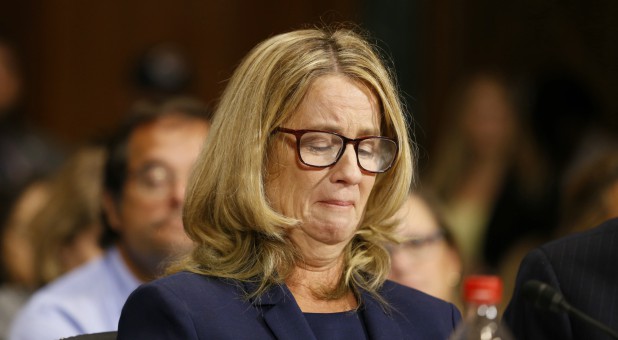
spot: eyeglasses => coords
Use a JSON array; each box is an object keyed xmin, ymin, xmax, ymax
[
  {"xmin": 387, "ymin": 229, "xmax": 446, "ymax": 260},
  {"xmin": 129, "ymin": 162, "xmax": 176, "ymax": 199},
  {"xmin": 274, "ymin": 127, "xmax": 398, "ymax": 173}
]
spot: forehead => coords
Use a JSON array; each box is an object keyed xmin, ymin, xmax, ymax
[
  {"xmin": 286, "ymin": 74, "xmax": 382, "ymax": 135},
  {"xmin": 396, "ymin": 196, "xmax": 440, "ymax": 236},
  {"xmin": 127, "ymin": 115, "xmax": 209, "ymax": 168}
]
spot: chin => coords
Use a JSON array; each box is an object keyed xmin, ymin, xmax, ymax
[{"xmin": 314, "ymin": 226, "xmax": 357, "ymax": 246}]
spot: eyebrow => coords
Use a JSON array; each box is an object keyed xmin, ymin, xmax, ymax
[
  {"xmin": 305, "ymin": 124, "xmax": 381, "ymax": 137},
  {"xmin": 129, "ymin": 158, "xmax": 174, "ymax": 172}
]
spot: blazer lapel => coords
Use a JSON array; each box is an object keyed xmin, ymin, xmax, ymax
[
  {"xmin": 361, "ymin": 290, "xmax": 405, "ymax": 340},
  {"xmin": 250, "ymin": 283, "xmax": 317, "ymax": 340}
]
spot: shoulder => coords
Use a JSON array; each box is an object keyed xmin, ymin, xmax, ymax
[
  {"xmin": 376, "ymin": 280, "xmax": 461, "ymax": 333},
  {"xmin": 129, "ymin": 272, "xmax": 244, "ymax": 306},
  {"xmin": 379, "ymin": 280, "xmax": 456, "ymax": 312},
  {"xmin": 119, "ymin": 273, "xmax": 258, "ymax": 339},
  {"xmin": 10, "ymin": 254, "xmax": 128, "ymax": 338},
  {"xmin": 503, "ymin": 219, "xmax": 618, "ymax": 339},
  {"xmin": 19, "ymin": 256, "xmax": 110, "ymax": 309},
  {"xmin": 541, "ymin": 217, "xmax": 618, "ymax": 253},
  {"xmin": 28, "ymin": 250, "xmax": 127, "ymax": 302},
  {"xmin": 528, "ymin": 217, "xmax": 618, "ymax": 274}
]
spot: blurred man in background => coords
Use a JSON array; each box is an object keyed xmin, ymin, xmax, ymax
[{"xmin": 9, "ymin": 97, "xmax": 211, "ymax": 340}]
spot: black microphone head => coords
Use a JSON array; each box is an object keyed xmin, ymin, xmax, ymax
[{"xmin": 522, "ymin": 280, "xmax": 568, "ymax": 313}]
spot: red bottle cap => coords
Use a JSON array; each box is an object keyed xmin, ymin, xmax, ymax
[{"xmin": 463, "ymin": 275, "xmax": 503, "ymax": 304}]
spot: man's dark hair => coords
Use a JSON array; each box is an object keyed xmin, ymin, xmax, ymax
[{"xmin": 100, "ymin": 96, "xmax": 212, "ymax": 247}]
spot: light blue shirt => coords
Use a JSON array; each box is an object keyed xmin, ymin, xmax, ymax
[{"xmin": 9, "ymin": 247, "xmax": 140, "ymax": 340}]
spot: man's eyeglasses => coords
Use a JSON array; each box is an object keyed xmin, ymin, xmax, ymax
[
  {"xmin": 274, "ymin": 127, "xmax": 398, "ymax": 173},
  {"xmin": 129, "ymin": 162, "xmax": 176, "ymax": 199}
]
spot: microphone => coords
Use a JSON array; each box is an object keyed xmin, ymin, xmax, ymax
[{"xmin": 522, "ymin": 280, "xmax": 618, "ymax": 339}]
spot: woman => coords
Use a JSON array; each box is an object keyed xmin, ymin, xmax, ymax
[
  {"xmin": 388, "ymin": 193, "xmax": 462, "ymax": 308},
  {"xmin": 0, "ymin": 180, "xmax": 49, "ymax": 337},
  {"xmin": 118, "ymin": 26, "xmax": 460, "ymax": 339},
  {"xmin": 424, "ymin": 71, "xmax": 555, "ymax": 274},
  {"xmin": 29, "ymin": 146, "xmax": 105, "ymax": 287}
]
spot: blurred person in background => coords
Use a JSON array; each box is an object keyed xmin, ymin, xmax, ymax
[
  {"xmin": 504, "ymin": 216, "xmax": 618, "ymax": 339},
  {"xmin": 133, "ymin": 42, "xmax": 193, "ymax": 100},
  {"xmin": 424, "ymin": 70, "xmax": 557, "ymax": 275},
  {"xmin": 9, "ymin": 97, "xmax": 211, "ymax": 340},
  {"xmin": 1, "ymin": 147, "xmax": 105, "ymax": 338},
  {"xmin": 495, "ymin": 150, "xmax": 618, "ymax": 319},
  {"xmin": 504, "ymin": 151, "xmax": 618, "ymax": 339},
  {"xmin": 388, "ymin": 191, "xmax": 463, "ymax": 309},
  {"xmin": 556, "ymin": 151, "xmax": 618, "ymax": 237},
  {"xmin": 498, "ymin": 74, "xmax": 618, "ymax": 312},
  {"xmin": 29, "ymin": 146, "xmax": 107, "ymax": 288},
  {"xmin": 0, "ymin": 180, "xmax": 50, "ymax": 337}
]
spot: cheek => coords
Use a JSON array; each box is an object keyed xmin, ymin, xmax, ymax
[
  {"xmin": 359, "ymin": 176, "xmax": 377, "ymax": 203},
  {"xmin": 266, "ymin": 144, "xmax": 317, "ymax": 216},
  {"xmin": 121, "ymin": 193, "xmax": 164, "ymax": 224},
  {"xmin": 269, "ymin": 167, "xmax": 319, "ymax": 217}
]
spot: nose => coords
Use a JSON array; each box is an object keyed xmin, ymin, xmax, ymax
[
  {"xmin": 170, "ymin": 175, "xmax": 187, "ymax": 206},
  {"xmin": 331, "ymin": 144, "xmax": 363, "ymax": 184}
]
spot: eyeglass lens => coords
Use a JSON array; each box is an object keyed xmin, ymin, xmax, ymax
[
  {"xmin": 298, "ymin": 131, "xmax": 396, "ymax": 172},
  {"xmin": 388, "ymin": 230, "xmax": 445, "ymax": 260},
  {"xmin": 132, "ymin": 162, "xmax": 175, "ymax": 198}
]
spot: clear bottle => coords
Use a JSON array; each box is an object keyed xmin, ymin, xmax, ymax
[{"xmin": 448, "ymin": 275, "xmax": 514, "ymax": 340}]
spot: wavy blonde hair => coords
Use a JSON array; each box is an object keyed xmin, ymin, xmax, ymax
[{"xmin": 176, "ymin": 26, "xmax": 414, "ymax": 301}]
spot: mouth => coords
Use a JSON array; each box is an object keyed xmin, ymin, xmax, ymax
[
  {"xmin": 318, "ymin": 200, "xmax": 355, "ymax": 208},
  {"xmin": 154, "ymin": 212, "xmax": 184, "ymax": 231}
]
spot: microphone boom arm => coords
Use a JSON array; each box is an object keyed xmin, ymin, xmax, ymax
[{"xmin": 522, "ymin": 280, "xmax": 618, "ymax": 339}]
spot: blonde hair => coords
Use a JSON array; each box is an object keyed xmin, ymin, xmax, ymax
[
  {"xmin": 177, "ymin": 26, "xmax": 414, "ymax": 301},
  {"xmin": 30, "ymin": 146, "xmax": 105, "ymax": 286}
]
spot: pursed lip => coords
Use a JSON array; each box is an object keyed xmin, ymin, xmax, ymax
[{"xmin": 318, "ymin": 199, "xmax": 355, "ymax": 207}]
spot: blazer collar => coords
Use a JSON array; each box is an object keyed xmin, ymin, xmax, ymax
[
  {"xmin": 360, "ymin": 289, "xmax": 405, "ymax": 340},
  {"xmin": 246, "ymin": 281, "xmax": 404, "ymax": 340},
  {"xmin": 249, "ymin": 282, "xmax": 317, "ymax": 340}
]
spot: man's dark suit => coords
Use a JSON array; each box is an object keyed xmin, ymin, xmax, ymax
[
  {"xmin": 504, "ymin": 217, "xmax": 618, "ymax": 339},
  {"xmin": 117, "ymin": 272, "xmax": 461, "ymax": 339}
]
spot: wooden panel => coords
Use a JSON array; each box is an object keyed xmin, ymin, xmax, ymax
[
  {"xmin": 2, "ymin": 0, "xmax": 359, "ymax": 145},
  {"xmin": 3, "ymin": 0, "xmax": 617, "ymax": 148}
]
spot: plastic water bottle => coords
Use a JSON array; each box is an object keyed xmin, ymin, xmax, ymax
[{"xmin": 448, "ymin": 275, "xmax": 514, "ymax": 340}]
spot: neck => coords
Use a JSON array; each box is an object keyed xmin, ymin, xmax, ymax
[
  {"xmin": 286, "ymin": 253, "xmax": 358, "ymax": 313},
  {"xmin": 116, "ymin": 242, "xmax": 156, "ymax": 282}
]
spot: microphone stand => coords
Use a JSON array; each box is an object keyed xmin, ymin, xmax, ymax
[
  {"xmin": 523, "ymin": 280, "xmax": 618, "ymax": 339},
  {"xmin": 562, "ymin": 302, "xmax": 618, "ymax": 339}
]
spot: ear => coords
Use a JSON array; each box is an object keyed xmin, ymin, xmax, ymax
[{"xmin": 102, "ymin": 192, "xmax": 122, "ymax": 232}]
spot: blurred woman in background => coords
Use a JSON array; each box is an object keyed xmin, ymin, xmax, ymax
[
  {"xmin": 424, "ymin": 70, "xmax": 556, "ymax": 275},
  {"xmin": 388, "ymin": 192, "xmax": 462, "ymax": 309},
  {"xmin": 0, "ymin": 146, "xmax": 105, "ymax": 337},
  {"xmin": 29, "ymin": 146, "xmax": 105, "ymax": 287}
]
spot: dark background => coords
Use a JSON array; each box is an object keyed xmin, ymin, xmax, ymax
[{"xmin": 2, "ymin": 0, "xmax": 617, "ymax": 152}]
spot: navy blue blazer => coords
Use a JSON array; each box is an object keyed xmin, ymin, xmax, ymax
[
  {"xmin": 117, "ymin": 272, "xmax": 461, "ymax": 339},
  {"xmin": 504, "ymin": 217, "xmax": 618, "ymax": 340}
]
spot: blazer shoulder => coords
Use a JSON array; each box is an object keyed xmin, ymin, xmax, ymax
[
  {"xmin": 142, "ymin": 271, "xmax": 245, "ymax": 304},
  {"xmin": 380, "ymin": 280, "xmax": 453, "ymax": 308},
  {"xmin": 543, "ymin": 217, "xmax": 618, "ymax": 250},
  {"xmin": 379, "ymin": 280, "xmax": 461, "ymax": 320},
  {"xmin": 373, "ymin": 280, "xmax": 461, "ymax": 336}
]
